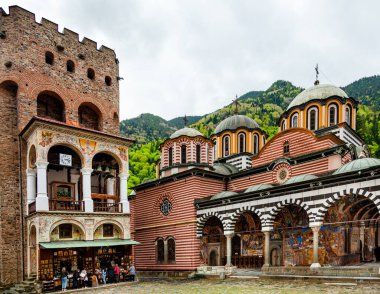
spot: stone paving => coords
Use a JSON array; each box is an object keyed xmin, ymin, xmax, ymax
[{"xmin": 74, "ymin": 278, "xmax": 380, "ymax": 294}]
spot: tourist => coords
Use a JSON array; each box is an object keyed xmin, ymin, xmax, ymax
[
  {"xmin": 73, "ymin": 268, "xmax": 80, "ymax": 288},
  {"xmin": 92, "ymin": 273, "xmax": 99, "ymax": 287},
  {"xmin": 114, "ymin": 263, "xmax": 120, "ymax": 283},
  {"xmin": 101, "ymin": 267, "xmax": 107, "ymax": 285},
  {"xmin": 61, "ymin": 267, "xmax": 68, "ymax": 291},
  {"xmin": 129, "ymin": 263, "xmax": 136, "ymax": 281},
  {"xmin": 108, "ymin": 266, "xmax": 115, "ymax": 283},
  {"xmin": 80, "ymin": 269, "xmax": 88, "ymax": 288}
]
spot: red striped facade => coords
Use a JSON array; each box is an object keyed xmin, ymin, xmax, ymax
[{"xmin": 132, "ymin": 129, "xmax": 347, "ymax": 271}]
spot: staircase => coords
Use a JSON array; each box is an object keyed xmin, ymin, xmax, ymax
[{"xmin": 3, "ymin": 274, "xmax": 40, "ymax": 294}]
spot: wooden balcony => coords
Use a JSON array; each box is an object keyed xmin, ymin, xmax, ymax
[
  {"xmin": 28, "ymin": 201, "xmax": 36, "ymax": 214},
  {"xmin": 93, "ymin": 202, "xmax": 121, "ymax": 213},
  {"xmin": 49, "ymin": 199, "xmax": 84, "ymax": 211}
]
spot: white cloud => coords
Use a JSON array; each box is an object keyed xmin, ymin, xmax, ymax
[{"xmin": 2, "ymin": 0, "xmax": 380, "ymax": 120}]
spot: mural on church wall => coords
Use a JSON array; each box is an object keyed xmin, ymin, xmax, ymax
[
  {"xmin": 200, "ymin": 217, "xmax": 225, "ymax": 265},
  {"xmin": 271, "ymin": 205, "xmax": 312, "ymax": 266},
  {"xmin": 321, "ymin": 194, "xmax": 378, "ymax": 265},
  {"xmin": 235, "ymin": 212, "xmax": 263, "ymax": 256}
]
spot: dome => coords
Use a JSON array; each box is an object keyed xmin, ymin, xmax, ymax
[
  {"xmin": 214, "ymin": 115, "xmax": 260, "ymax": 135},
  {"xmin": 245, "ymin": 183, "xmax": 274, "ymax": 193},
  {"xmin": 283, "ymin": 174, "xmax": 318, "ymax": 185},
  {"xmin": 333, "ymin": 158, "xmax": 380, "ymax": 175},
  {"xmin": 287, "ymin": 84, "xmax": 348, "ymax": 110},
  {"xmin": 210, "ymin": 191, "xmax": 239, "ymax": 200},
  {"xmin": 213, "ymin": 163, "xmax": 239, "ymax": 175},
  {"xmin": 170, "ymin": 127, "xmax": 203, "ymax": 139}
]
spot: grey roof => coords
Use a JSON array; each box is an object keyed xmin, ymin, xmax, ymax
[
  {"xmin": 283, "ymin": 174, "xmax": 318, "ymax": 185},
  {"xmin": 245, "ymin": 183, "xmax": 274, "ymax": 193},
  {"xmin": 210, "ymin": 191, "xmax": 239, "ymax": 200},
  {"xmin": 287, "ymin": 84, "xmax": 348, "ymax": 110},
  {"xmin": 333, "ymin": 158, "xmax": 380, "ymax": 175},
  {"xmin": 170, "ymin": 127, "xmax": 203, "ymax": 139},
  {"xmin": 214, "ymin": 115, "xmax": 260, "ymax": 134},
  {"xmin": 213, "ymin": 163, "xmax": 239, "ymax": 175}
]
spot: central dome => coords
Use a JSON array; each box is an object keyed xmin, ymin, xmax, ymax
[
  {"xmin": 170, "ymin": 127, "xmax": 203, "ymax": 139},
  {"xmin": 214, "ymin": 115, "xmax": 260, "ymax": 135},
  {"xmin": 287, "ymin": 84, "xmax": 348, "ymax": 110}
]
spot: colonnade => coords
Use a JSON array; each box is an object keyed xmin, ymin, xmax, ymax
[{"xmin": 26, "ymin": 162, "xmax": 130, "ymax": 213}]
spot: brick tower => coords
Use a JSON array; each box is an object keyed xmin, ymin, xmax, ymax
[{"xmin": 0, "ymin": 6, "xmax": 135, "ymax": 287}]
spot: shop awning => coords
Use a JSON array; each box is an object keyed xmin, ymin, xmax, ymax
[{"xmin": 39, "ymin": 239, "xmax": 140, "ymax": 249}]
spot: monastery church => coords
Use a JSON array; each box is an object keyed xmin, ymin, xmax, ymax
[{"xmin": 1, "ymin": 4, "xmax": 380, "ymax": 289}]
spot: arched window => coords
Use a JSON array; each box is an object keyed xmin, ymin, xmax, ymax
[
  {"xmin": 168, "ymin": 147, "xmax": 173, "ymax": 166},
  {"xmin": 307, "ymin": 107, "xmax": 318, "ymax": 130},
  {"xmin": 87, "ymin": 68, "xmax": 95, "ymax": 80},
  {"xmin": 238, "ymin": 133, "xmax": 246, "ymax": 153},
  {"xmin": 37, "ymin": 92, "xmax": 65, "ymax": 122},
  {"xmin": 253, "ymin": 134, "xmax": 259, "ymax": 154},
  {"xmin": 156, "ymin": 239, "xmax": 165, "ymax": 263},
  {"xmin": 103, "ymin": 224, "xmax": 113, "ymax": 237},
  {"xmin": 328, "ymin": 104, "xmax": 338, "ymax": 126},
  {"xmin": 283, "ymin": 140, "xmax": 290, "ymax": 154},
  {"xmin": 113, "ymin": 112, "xmax": 119, "ymax": 126},
  {"xmin": 196, "ymin": 145, "xmax": 201, "ymax": 163},
  {"xmin": 345, "ymin": 105, "xmax": 352, "ymax": 126},
  {"xmin": 181, "ymin": 145, "xmax": 187, "ymax": 164},
  {"xmin": 78, "ymin": 103, "xmax": 101, "ymax": 130},
  {"xmin": 167, "ymin": 238, "xmax": 176, "ymax": 263},
  {"xmin": 105, "ymin": 76, "xmax": 112, "ymax": 86},
  {"xmin": 66, "ymin": 60, "xmax": 75, "ymax": 72},
  {"xmin": 222, "ymin": 135, "xmax": 230, "ymax": 157},
  {"xmin": 291, "ymin": 113, "xmax": 298, "ymax": 128},
  {"xmin": 45, "ymin": 51, "xmax": 54, "ymax": 65}
]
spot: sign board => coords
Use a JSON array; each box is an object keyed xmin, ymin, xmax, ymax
[{"xmin": 59, "ymin": 153, "xmax": 72, "ymax": 166}]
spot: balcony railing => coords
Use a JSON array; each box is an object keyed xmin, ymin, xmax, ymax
[
  {"xmin": 222, "ymin": 255, "xmax": 263, "ymax": 269},
  {"xmin": 94, "ymin": 202, "xmax": 121, "ymax": 213},
  {"xmin": 49, "ymin": 199, "xmax": 84, "ymax": 211},
  {"xmin": 28, "ymin": 201, "xmax": 36, "ymax": 214}
]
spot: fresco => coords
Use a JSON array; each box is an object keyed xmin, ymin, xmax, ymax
[
  {"xmin": 271, "ymin": 205, "xmax": 312, "ymax": 266},
  {"xmin": 321, "ymin": 195, "xmax": 378, "ymax": 265},
  {"xmin": 235, "ymin": 212, "xmax": 263, "ymax": 256}
]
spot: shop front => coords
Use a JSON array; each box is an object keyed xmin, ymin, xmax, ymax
[{"xmin": 38, "ymin": 239, "xmax": 139, "ymax": 290}]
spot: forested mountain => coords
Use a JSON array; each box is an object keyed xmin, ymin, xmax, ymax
[
  {"xmin": 120, "ymin": 113, "xmax": 203, "ymax": 143},
  {"xmin": 123, "ymin": 75, "xmax": 380, "ymax": 190}
]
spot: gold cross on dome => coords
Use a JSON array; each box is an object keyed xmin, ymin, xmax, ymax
[{"xmin": 232, "ymin": 95, "xmax": 241, "ymax": 114}]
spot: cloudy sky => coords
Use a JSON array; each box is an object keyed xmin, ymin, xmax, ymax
[{"xmin": 2, "ymin": 1, "xmax": 380, "ymax": 120}]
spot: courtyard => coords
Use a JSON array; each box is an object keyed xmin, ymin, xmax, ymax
[{"xmin": 76, "ymin": 278, "xmax": 380, "ymax": 294}]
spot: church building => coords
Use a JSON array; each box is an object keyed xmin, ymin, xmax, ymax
[{"xmin": 131, "ymin": 80, "xmax": 380, "ymax": 275}]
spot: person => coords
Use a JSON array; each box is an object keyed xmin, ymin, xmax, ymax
[
  {"xmin": 61, "ymin": 267, "xmax": 68, "ymax": 291},
  {"xmin": 114, "ymin": 263, "xmax": 120, "ymax": 283},
  {"xmin": 107, "ymin": 266, "xmax": 115, "ymax": 283},
  {"xmin": 92, "ymin": 273, "xmax": 99, "ymax": 287},
  {"xmin": 80, "ymin": 269, "xmax": 88, "ymax": 288},
  {"xmin": 101, "ymin": 267, "xmax": 107, "ymax": 285},
  {"xmin": 129, "ymin": 263, "xmax": 136, "ymax": 281},
  {"xmin": 73, "ymin": 268, "xmax": 80, "ymax": 289}
]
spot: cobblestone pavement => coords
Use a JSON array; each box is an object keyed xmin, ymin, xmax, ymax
[{"xmin": 74, "ymin": 278, "xmax": 380, "ymax": 294}]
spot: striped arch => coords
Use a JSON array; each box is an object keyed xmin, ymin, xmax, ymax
[
  {"xmin": 315, "ymin": 187, "xmax": 380, "ymax": 222},
  {"xmin": 226, "ymin": 206, "xmax": 264, "ymax": 233},
  {"xmin": 265, "ymin": 198, "xmax": 314, "ymax": 227},
  {"xmin": 196, "ymin": 212, "xmax": 227, "ymax": 237}
]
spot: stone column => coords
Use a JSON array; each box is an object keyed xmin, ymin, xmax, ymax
[
  {"xmin": 81, "ymin": 168, "xmax": 93, "ymax": 212},
  {"xmin": 225, "ymin": 233, "xmax": 233, "ymax": 266},
  {"xmin": 310, "ymin": 224, "xmax": 322, "ymax": 268},
  {"xmin": 26, "ymin": 168, "xmax": 36, "ymax": 205},
  {"xmin": 36, "ymin": 161, "xmax": 49, "ymax": 211},
  {"xmin": 262, "ymin": 227, "xmax": 272, "ymax": 267},
  {"xmin": 106, "ymin": 177, "xmax": 116, "ymax": 204},
  {"xmin": 119, "ymin": 172, "xmax": 130, "ymax": 213}
]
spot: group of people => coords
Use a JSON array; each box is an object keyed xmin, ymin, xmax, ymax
[{"xmin": 61, "ymin": 263, "xmax": 136, "ymax": 291}]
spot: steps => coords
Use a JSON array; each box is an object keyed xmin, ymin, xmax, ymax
[{"xmin": 3, "ymin": 274, "xmax": 40, "ymax": 294}]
